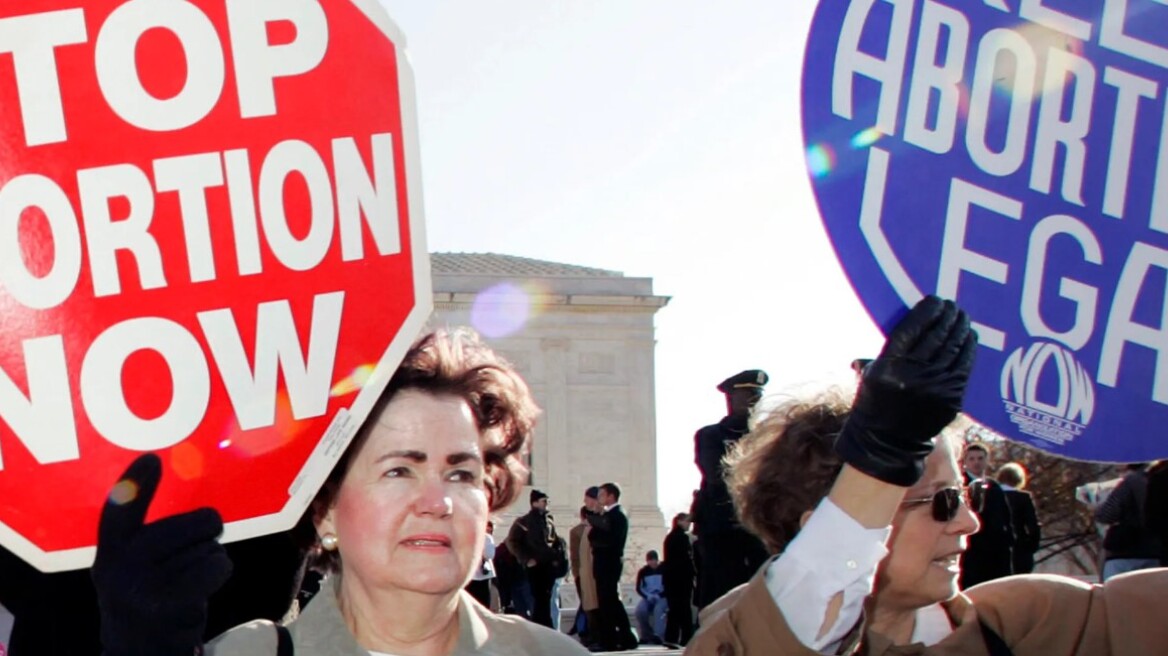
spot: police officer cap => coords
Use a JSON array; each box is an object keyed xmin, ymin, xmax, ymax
[{"xmin": 717, "ymin": 369, "xmax": 768, "ymax": 394}]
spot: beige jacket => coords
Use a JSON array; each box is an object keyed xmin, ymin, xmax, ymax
[
  {"xmin": 577, "ymin": 525, "xmax": 599, "ymax": 611},
  {"xmin": 206, "ymin": 575, "xmax": 588, "ymax": 656},
  {"xmin": 686, "ymin": 566, "xmax": 1168, "ymax": 656}
]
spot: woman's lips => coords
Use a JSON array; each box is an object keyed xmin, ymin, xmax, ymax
[
  {"xmin": 931, "ymin": 552, "xmax": 962, "ymax": 572},
  {"xmin": 400, "ymin": 534, "xmax": 452, "ymax": 549}
]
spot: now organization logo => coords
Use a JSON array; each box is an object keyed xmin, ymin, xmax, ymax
[{"xmin": 1000, "ymin": 342, "xmax": 1095, "ymax": 447}]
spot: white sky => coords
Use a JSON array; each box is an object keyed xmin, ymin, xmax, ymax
[{"xmin": 378, "ymin": 0, "xmax": 885, "ymax": 521}]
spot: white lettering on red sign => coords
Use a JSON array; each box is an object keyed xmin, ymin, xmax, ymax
[{"xmin": 0, "ymin": 2, "xmax": 403, "ymax": 470}]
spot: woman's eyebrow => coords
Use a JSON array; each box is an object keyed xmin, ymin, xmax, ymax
[
  {"xmin": 375, "ymin": 450, "xmax": 427, "ymax": 463},
  {"xmin": 447, "ymin": 452, "xmax": 483, "ymax": 466}
]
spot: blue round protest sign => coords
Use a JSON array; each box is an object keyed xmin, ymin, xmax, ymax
[{"xmin": 803, "ymin": 0, "xmax": 1168, "ymax": 461}]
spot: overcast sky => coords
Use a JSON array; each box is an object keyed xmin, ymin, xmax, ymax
[{"xmin": 376, "ymin": 1, "xmax": 885, "ymax": 520}]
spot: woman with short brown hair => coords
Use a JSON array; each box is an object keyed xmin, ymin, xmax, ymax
[
  {"xmin": 687, "ymin": 297, "xmax": 1168, "ymax": 656},
  {"xmin": 206, "ymin": 328, "xmax": 587, "ymax": 655},
  {"xmin": 724, "ymin": 392, "xmax": 850, "ymax": 555}
]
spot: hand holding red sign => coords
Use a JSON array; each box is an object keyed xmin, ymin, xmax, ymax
[
  {"xmin": 92, "ymin": 453, "xmax": 232, "ymax": 656},
  {"xmin": 0, "ymin": 0, "xmax": 430, "ymax": 572}
]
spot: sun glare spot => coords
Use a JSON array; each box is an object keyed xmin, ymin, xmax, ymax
[{"xmin": 806, "ymin": 144, "xmax": 836, "ymax": 178}]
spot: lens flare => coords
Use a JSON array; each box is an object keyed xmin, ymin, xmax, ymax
[
  {"xmin": 471, "ymin": 282, "xmax": 534, "ymax": 338},
  {"xmin": 109, "ymin": 480, "xmax": 139, "ymax": 506},
  {"xmin": 331, "ymin": 364, "xmax": 377, "ymax": 397},
  {"xmin": 171, "ymin": 441, "xmax": 205, "ymax": 481},
  {"xmin": 218, "ymin": 391, "xmax": 303, "ymax": 457},
  {"xmin": 850, "ymin": 127, "xmax": 883, "ymax": 149},
  {"xmin": 806, "ymin": 144, "xmax": 836, "ymax": 178},
  {"xmin": 991, "ymin": 23, "xmax": 1085, "ymax": 101}
]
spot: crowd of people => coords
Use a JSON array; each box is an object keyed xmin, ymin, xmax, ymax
[
  {"xmin": 480, "ymin": 482, "xmax": 642, "ymax": 652},
  {"xmin": 472, "ymin": 482, "xmax": 693, "ymax": 651},
  {"xmin": 0, "ymin": 299, "xmax": 1165, "ymax": 656}
]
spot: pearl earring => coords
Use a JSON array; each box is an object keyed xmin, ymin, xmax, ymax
[{"xmin": 321, "ymin": 533, "xmax": 339, "ymax": 551}]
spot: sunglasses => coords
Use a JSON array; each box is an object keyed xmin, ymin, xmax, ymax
[{"xmin": 901, "ymin": 481, "xmax": 986, "ymax": 522}]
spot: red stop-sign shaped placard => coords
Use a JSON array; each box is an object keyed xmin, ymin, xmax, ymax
[{"xmin": 0, "ymin": 0, "xmax": 430, "ymax": 572}]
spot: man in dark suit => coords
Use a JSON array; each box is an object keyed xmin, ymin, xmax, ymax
[
  {"xmin": 960, "ymin": 443, "xmax": 1016, "ymax": 588},
  {"xmin": 690, "ymin": 369, "xmax": 770, "ymax": 608},
  {"xmin": 585, "ymin": 482, "xmax": 637, "ymax": 651},
  {"xmin": 661, "ymin": 512, "xmax": 695, "ymax": 647}
]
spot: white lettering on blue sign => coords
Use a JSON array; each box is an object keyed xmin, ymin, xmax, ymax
[{"xmin": 804, "ymin": 0, "xmax": 1168, "ymax": 460}]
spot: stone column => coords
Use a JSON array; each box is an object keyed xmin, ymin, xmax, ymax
[{"xmin": 540, "ymin": 337, "xmax": 572, "ymax": 516}]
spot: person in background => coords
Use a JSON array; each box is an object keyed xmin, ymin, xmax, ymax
[
  {"xmin": 506, "ymin": 489, "xmax": 561, "ymax": 628},
  {"xmin": 849, "ymin": 358, "xmax": 872, "ymax": 385},
  {"xmin": 492, "ymin": 538, "xmax": 524, "ymax": 615},
  {"xmin": 690, "ymin": 369, "xmax": 771, "ymax": 608},
  {"xmin": 569, "ymin": 488, "xmax": 601, "ymax": 640},
  {"xmin": 466, "ymin": 519, "xmax": 497, "ymax": 608},
  {"xmin": 634, "ymin": 550, "xmax": 668, "ymax": 645},
  {"xmin": 1147, "ymin": 460, "xmax": 1168, "ymax": 567},
  {"xmin": 548, "ymin": 526, "xmax": 569, "ymax": 633},
  {"xmin": 1095, "ymin": 463, "xmax": 1162, "ymax": 580},
  {"xmin": 960, "ymin": 442, "xmax": 1015, "ymax": 588},
  {"xmin": 586, "ymin": 482, "xmax": 637, "ymax": 652},
  {"xmin": 996, "ymin": 462, "xmax": 1041, "ymax": 574},
  {"xmin": 662, "ymin": 512, "xmax": 695, "ymax": 647}
]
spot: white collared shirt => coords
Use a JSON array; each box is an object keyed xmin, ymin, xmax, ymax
[
  {"xmin": 765, "ymin": 498, "xmax": 958, "ymax": 652},
  {"xmin": 764, "ymin": 498, "xmax": 890, "ymax": 653}
]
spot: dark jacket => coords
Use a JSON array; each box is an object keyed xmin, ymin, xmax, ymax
[
  {"xmin": 962, "ymin": 474, "xmax": 1015, "ymax": 588},
  {"xmin": 967, "ymin": 475, "xmax": 1016, "ymax": 551},
  {"xmin": 585, "ymin": 505, "xmax": 628, "ymax": 566},
  {"xmin": 505, "ymin": 509, "xmax": 558, "ymax": 567},
  {"xmin": 662, "ymin": 526, "xmax": 695, "ymax": 598},
  {"xmin": 1147, "ymin": 461, "xmax": 1168, "ymax": 565},
  {"xmin": 692, "ymin": 416, "xmax": 750, "ymax": 536},
  {"xmin": 1004, "ymin": 488, "xmax": 1041, "ymax": 574},
  {"xmin": 1095, "ymin": 469, "xmax": 1162, "ymax": 560}
]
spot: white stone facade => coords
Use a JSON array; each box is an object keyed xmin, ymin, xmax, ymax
[{"xmin": 429, "ymin": 253, "xmax": 669, "ymax": 581}]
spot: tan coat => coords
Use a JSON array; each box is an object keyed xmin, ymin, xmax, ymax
[
  {"xmin": 577, "ymin": 525, "xmax": 599, "ymax": 611},
  {"xmin": 206, "ymin": 574, "xmax": 588, "ymax": 656},
  {"xmin": 686, "ymin": 567, "xmax": 1168, "ymax": 656}
]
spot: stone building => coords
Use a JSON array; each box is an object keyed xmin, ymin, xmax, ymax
[{"xmin": 430, "ymin": 253, "xmax": 670, "ymax": 580}]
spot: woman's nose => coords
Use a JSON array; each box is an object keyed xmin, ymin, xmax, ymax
[
  {"xmin": 951, "ymin": 498, "xmax": 981, "ymax": 535},
  {"xmin": 413, "ymin": 478, "xmax": 454, "ymax": 517}
]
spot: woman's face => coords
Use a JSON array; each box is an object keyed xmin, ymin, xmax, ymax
[
  {"xmin": 876, "ymin": 438, "xmax": 980, "ymax": 611},
  {"xmin": 317, "ymin": 389, "xmax": 489, "ymax": 597}
]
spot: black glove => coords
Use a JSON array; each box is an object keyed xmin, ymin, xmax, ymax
[
  {"xmin": 92, "ymin": 454, "xmax": 233, "ymax": 656},
  {"xmin": 835, "ymin": 296, "xmax": 977, "ymax": 487}
]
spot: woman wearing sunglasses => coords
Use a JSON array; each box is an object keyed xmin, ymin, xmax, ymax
[{"xmin": 686, "ymin": 296, "xmax": 1167, "ymax": 655}]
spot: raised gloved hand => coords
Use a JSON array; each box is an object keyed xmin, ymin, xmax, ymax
[
  {"xmin": 92, "ymin": 454, "xmax": 233, "ymax": 656},
  {"xmin": 835, "ymin": 296, "xmax": 977, "ymax": 487}
]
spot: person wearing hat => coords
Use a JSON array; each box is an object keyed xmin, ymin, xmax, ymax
[
  {"xmin": 505, "ymin": 489, "xmax": 564, "ymax": 628},
  {"xmin": 690, "ymin": 369, "xmax": 771, "ymax": 608}
]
